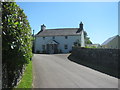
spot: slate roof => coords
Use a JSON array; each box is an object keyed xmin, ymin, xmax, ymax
[
  {"xmin": 101, "ymin": 35, "xmax": 119, "ymax": 45},
  {"xmin": 36, "ymin": 28, "xmax": 82, "ymax": 37}
]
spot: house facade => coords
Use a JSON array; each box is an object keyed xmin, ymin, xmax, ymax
[
  {"xmin": 34, "ymin": 22, "xmax": 85, "ymax": 54},
  {"xmin": 101, "ymin": 35, "xmax": 120, "ymax": 49}
]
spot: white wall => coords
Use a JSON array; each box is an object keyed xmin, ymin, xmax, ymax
[
  {"xmin": 35, "ymin": 35, "xmax": 81, "ymax": 53},
  {"xmin": 102, "ymin": 36, "xmax": 120, "ymax": 49}
]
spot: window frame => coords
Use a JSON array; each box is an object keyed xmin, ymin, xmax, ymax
[
  {"xmin": 65, "ymin": 36, "xmax": 68, "ymax": 39},
  {"xmin": 64, "ymin": 44, "xmax": 68, "ymax": 49},
  {"xmin": 53, "ymin": 36, "xmax": 55, "ymax": 39},
  {"xmin": 43, "ymin": 37, "xmax": 45, "ymax": 40}
]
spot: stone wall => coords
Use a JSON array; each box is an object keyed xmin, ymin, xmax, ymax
[
  {"xmin": 2, "ymin": 64, "xmax": 26, "ymax": 88},
  {"xmin": 68, "ymin": 47, "xmax": 119, "ymax": 78}
]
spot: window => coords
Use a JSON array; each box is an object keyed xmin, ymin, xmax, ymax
[
  {"xmin": 64, "ymin": 44, "xmax": 68, "ymax": 49},
  {"xmin": 43, "ymin": 37, "xmax": 45, "ymax": 40},
  {"xmin": 53, "ymin": 36, "xmax": 55, "ymax": 39},
  {"xmin": 42, "ymin": 45, "xmax": 45, "ymax": 50},
  {"xmin": 65, "ymin": 36, "xmax": 68, "ymax": 39}
]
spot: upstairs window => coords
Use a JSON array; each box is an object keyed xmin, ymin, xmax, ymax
[
  {"xmin": 65, "ymin": 36, "xmax": 68, "ymax": 39},
  {"xmin": 64, "ymin": 44, "xmax": 68, "ymax": 49},
  {"xmin": 43, "ymin": 37, "xmax": 45, "ymax": 40}
]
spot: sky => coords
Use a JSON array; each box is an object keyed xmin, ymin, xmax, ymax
[{"xmin": 16, "ymin": 2, "xmax": 118, "ymax": 44}]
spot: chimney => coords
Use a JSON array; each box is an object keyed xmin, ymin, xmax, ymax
[
  {"xmin": 41, "ymin": 24, "xmax": 46, "ymax": 31},
  {"xmin": 79, "ymin": 22, "xmax": 83, "ymax": 30}
]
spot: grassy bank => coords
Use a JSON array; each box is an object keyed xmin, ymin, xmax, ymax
[{"xmin": 17, "ymin": 61, "xmax": 33, "ymax": 88}]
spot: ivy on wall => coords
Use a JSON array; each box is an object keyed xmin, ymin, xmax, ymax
[{"xmin": 2, "ymin": 2, "xmax": 32, "ymax": 88}]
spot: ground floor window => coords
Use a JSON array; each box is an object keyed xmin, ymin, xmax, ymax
[
  {"xmin": 53, "ymin": 36, "xmax": 55, "ymax": 39},
  {"xmin": 64, "ymin": 44, "xmax": 68, "ymax": 49},
  {"xmin": 65, "ymin": 36, "xmax": 68, "ymax": 39}
]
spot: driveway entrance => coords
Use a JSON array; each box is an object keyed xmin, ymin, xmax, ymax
[{"xmin": 32, "ymin": 54, "xmax": 118, "ymax": 88}]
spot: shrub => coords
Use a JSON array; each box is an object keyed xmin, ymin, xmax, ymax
[
  {"xmin": 42, "ymin": 50, "xmax": 46, "ymax": 54},
  {"xmin": 36, "ymin": 50, "xmax": 40, "ymax": 54},
  {"xmin": 2, "ymin": 2, "xmax": 32, "ymax": 88},
  {"xmin": 69, "ymin": 50, "xmax": 72, "ymax": 53},
  {"xmin": 59, "ymin": 49, "xmax": 62, "ymax": 53}
]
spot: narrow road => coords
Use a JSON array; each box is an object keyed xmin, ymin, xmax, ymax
[{"xmin": 32, "ymin": 54, "xmax": 118, "ymax": 88}]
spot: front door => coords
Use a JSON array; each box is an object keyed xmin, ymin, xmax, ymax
[{"xmin": 47, "ymin": 44, "xmax": 58, "ymax": 54}]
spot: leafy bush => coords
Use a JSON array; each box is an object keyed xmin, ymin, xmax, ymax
[
  {"xmin": 85, "ymin": 46, "xmax": 97, "ymax": 48},
  {"xmin": 59, "ymin": 49, "xmax": 62, "ymax": 53},
  {"xmin": 42, "ymin": 50, "xmax": 46, "ymax": 54},
  {"xmin": 36, "ymin": 50, "xmax": 41, "ymax": 54},
  {"xmin": 2, "ymin": 2, "xmax": 32, "ymax": 88},
  {"xmin": 69, "ymin": 50, "xmax": 72, "ymax": 53}
]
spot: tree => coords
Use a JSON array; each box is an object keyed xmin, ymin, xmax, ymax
[
  {"xmin": 2, "ymin": 2, "xmax": 32, "ymax": 88},
  {"xmin": 84, "ymin": 31, "xmax": 92, "ymax": 44}
]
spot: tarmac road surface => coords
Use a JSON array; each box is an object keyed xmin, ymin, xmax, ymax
[{"xmin": 32, "ymin": 54, "xmax": 118, "ymax": 88}]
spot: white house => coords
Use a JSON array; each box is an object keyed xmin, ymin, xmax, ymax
[
  {"xmin": 34, "ymin": 22, "xmax": 86, "ymax": 54},
  {"xmin": 101, "ymin": 35, "xmax": 120, "ymax": 49}
]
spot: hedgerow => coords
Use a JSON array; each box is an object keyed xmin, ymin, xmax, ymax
[{"xmin": 2, "ymin": 2, "xmax": 32, "ymax": 88}]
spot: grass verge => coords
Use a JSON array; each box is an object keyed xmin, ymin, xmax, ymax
[{"xmin": 17, "ymin": 61, "xmax": 33, "ymax": 88}]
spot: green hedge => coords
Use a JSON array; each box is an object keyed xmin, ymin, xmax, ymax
[{"xmin": 2, "ymin": 2, "xmax": 32, "ymax": 88}]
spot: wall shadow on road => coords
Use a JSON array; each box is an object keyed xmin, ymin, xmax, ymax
[
  {"xmin": 68, "ymin": 54, "xmax": 119, "ymax": 79},
  {"xmin": 67, "ymin": 48, "xmax": 119, "ymax": 79}
]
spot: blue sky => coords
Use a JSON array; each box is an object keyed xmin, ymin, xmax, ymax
[{"xmin": 16, "ymin": 2, "xmax": 118, "ymax": 44}]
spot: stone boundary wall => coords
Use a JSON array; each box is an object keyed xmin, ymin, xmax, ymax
[
  {"xmin": 68, "ymin": 47, "xmax": 119, "ymax": 78},
  {"xmin": 2, "ymin": 64, "xmax": 26, "ymax": 88}
]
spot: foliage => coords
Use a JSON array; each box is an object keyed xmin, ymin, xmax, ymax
[
  {"xmin": 1, "ymin": 0, "xmax": 15, "ymax": 2},
  {"xmin": 73, "ymin": 31, "xmax": 92, "ymax": 47},
  {"xmin": 85, "ymin": 46, "xmax": 97, "ymax": 48},
  {"xmin": 59, "ymin": 49, "xmax": 62, "ymax": 53},
  {"xmin": 36, "ymin": 50, "xmax": 40, "ymax": 54},
  {"xmin": 2, "ymin": 2, "xmax": 32, "ymax": 88},
  {"xmin": 84, "ymin": 31, "xmax": 92, "ymax": 44},
  {"xmin": 17, "ymin": 61, "xmax": 33, "ymax": 88},
  {"xmin": 42, "ymin": 50, "xmax": 46, "ymax": 54},
  {"xmin": 85, "ymin": 37, "xmax": 92, "ymax": 44}
]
